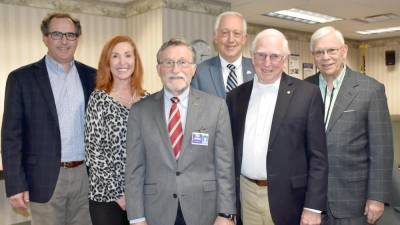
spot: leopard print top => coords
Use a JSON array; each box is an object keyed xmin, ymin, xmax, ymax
[{"xmin": 85, "ymin": 90, "xmax": 145, "ymax": 202}]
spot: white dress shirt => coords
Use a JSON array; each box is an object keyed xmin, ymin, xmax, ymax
[
  {"xmin": 220, "ymin": 55, "xmax": 244, "ymax": 87},
  {"xmin": 241, "ymin": 75, "xmax": 280, "ymax": 180}
]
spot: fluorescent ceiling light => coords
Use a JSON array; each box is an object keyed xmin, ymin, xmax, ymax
[
  {"xmin": 264, "ymin": 8, "xmax": 342, "ymax": 24},
  {"xmin": 356, "ymin": 26, "xmax": 400, "ymax": 35}
]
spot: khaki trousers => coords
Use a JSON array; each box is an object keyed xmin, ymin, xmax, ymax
[
  {"xmin": 30, "ymin": 164, "xmax": 91, "ymax": 225},
  {"xmin": 240, "ymin": 175, "xmax": 274, "ymax": 225}
]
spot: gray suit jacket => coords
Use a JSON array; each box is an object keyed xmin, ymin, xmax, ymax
[
  {"xmin": 125, "ymin": 88, "xmax": 236, "ymax": 225},
  {"xmin": 306, "ymin": 67, "xmax": 393, "ymax": 218},
  {"xmin": 191, "ymin": 56, "xmax": 255, "ymax": 98}
]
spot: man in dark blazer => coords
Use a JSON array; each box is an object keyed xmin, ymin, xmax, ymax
[
  {"xmin": 191, "ymin": 11, "xmax": 254, "ymax": 98},
  {"xmin": 125, "ymin": 38, "xmax": 236, "ymax": 225},
  {"xmin": 1, "ymin": 13, "xmax": 95, "ymax": 225},
  {"xmin": 305, "ymin": 26, "xmax": 393, "ymax": 225},
  {"xmin": 226, "ymin": 28, "xmax": 328, "ymax": 225}
]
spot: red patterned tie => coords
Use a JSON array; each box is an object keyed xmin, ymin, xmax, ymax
[{"xmin": 168, "ymin": 97, "xmax": 183, "ymax": 159}]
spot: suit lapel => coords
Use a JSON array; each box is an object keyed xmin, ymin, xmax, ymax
[
  {"xmin": 75, "ymin": 61, "xmax": 91, "ymax": 108},
  {"xmin": 242, "ymin": 57, "xmax": 254, "ymax": 82},
  {"xmin": 33, "ymin": 57, "xmax": 59, "ymax": 126},
  {"xmin": 210, "ymin": 57, "xmax": 225, "ymax": 97},
  {"xmin": 153, "ymin": 91, "xmax": 177, "ymax": 165},
  {"xmin": 178, "ymin": 88, "xmax": 201, "ymax": 167},
  {"xmin": 326, "ymin": 68, "xmax": 360, "ymax": 132},
  {"xmin": 236, "ymin": 82, "xmax": 253, "ymax": 154},
  {"xmin": 269, "ymin": 74, "xmax": 295, "ymax": 147},
  {"xmin": 235, "ymin": 82, "xmax": 253, "ymax": 169}
]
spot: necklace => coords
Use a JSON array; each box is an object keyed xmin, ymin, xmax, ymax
[{"xmin": 110, "ymin": 90, "xmax": 135, "ymax": 107}]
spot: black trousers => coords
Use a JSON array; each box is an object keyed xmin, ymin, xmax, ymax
[
  {"xmin": 89, "ymin": 199, "xmax": 129, "ymax": 225},
  {"xmin": 175, "ymin": 202, "xmax": 186, "ymax": 225}
]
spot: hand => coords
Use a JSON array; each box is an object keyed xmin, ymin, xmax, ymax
[
  {"xmin": 214, "ymin": 216, "xmax": 235, "ymax": 225},
  {"xmin": 131, "ymin": 222, "xmax": 147, "ymax": 225},
  {"xmin": 8, "ymin": 191, "xmax": 29, "ymax": 209},
  {"xmin": 115, "ymin": 196, "xmax": 126, "ymax": 210},
  {"xmin": 300, "ymin": 209, "xmax": 321, "ymax": 225},
  {"xmin": 364, "ymin": 199, "xmax": 384, "ymax": 224}
]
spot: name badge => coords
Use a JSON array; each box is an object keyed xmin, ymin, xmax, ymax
[{"xmin": 191, "ymin": 132, "xmax": 209, "ymax": 146}]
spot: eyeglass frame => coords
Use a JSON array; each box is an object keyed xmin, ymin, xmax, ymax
[
  {"xmin": 47, "ymin": 31, "xmax": 79, "ymax": 41},
  {"xmin": 158, "ymin": 59, "xmax": 195, "ymax": 68},
  {"xmin": 253, "ymin": 52, "xmax": 286, "ymax": 63},
  {"xmin": 312, "ymin": 47, "xmax": 343, "ymax": 58}
]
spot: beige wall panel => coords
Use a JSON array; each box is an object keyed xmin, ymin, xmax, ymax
[
  {"xmin": 0, "ymin": 3, "xmax": 126, "ymax": 122},
  {"xmin": 127, "ymin": 9, "xmax": 163, "ymax": 93},
  {"xmin": 163, "ymin": 8, "xmax": 216, "ymax": 49},
  {"xmin": 365, "ymin": 44, "xmax": 400, "ymax": 115}
]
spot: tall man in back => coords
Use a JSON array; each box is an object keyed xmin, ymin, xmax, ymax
[
  {"xmin": 125, "ymin": 38, "xmax": 236, "ymax": 225},
  {"xmin": 1, "ymin": 13, "xmax": 95, "ymax": 225},
  {"xmin": 306, "ymin": 26, "xmax": 393, "ymax": 225},
  {"xmin": 191, "ymin": 11, "xmax": 254, "ymax": 98},
  {"xmin": 227, "ymin": 29, "xmax": 328, "ymax": 225}
]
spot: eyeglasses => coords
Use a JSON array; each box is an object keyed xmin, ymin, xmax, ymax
[
  {"xmin": 159, "ymin": 59, "xmax": 194, "ymax": 68},
  {"xmin": 312, "ymin": 48, "xmax": 341, "ymax": 58},
  {"xmin": 48, "ymin": 31, "xmax": 79, "ymax": 41},
  {"xmin": 253, "ymin": 52, "xmax": 285, "ymax": 63}
]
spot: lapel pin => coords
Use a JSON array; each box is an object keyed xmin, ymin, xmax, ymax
[
  {"xmin": 246, "ymin": 70, "xmax": 252, "ymax": 75},
  {"xmin": 287, "ymin": 90, "xmax": 291, "ymax": 94}
]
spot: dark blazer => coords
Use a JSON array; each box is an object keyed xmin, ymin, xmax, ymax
[
  {"xmin": 226, "ymin": 73, "xmax": 328, "ymax": 225},
  {"xmin": 305, "ymin": 67, "xmax": 393, "ymax": 218},
  {"xmin": 1, "ymin": 57, "xmax": 95, "ymax": 203},
  {"xmin": 191, "ymin": 56, "xmax": 255, "ymax": 98}
]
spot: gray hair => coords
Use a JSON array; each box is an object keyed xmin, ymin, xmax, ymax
[
  {"xmin": 157, "ymin": 38, "xmax": 196, "ymax": 64},
  {"xmin": 251, "ymin": 28, "xmax": 290, "ymax": 55},
  {"xmin": 310, "ymin": 26, "xmax": 345, "ymax": 51},
  {"xmin": 214, "ymin": 11, "xmax": 247, "ymax": 34}
]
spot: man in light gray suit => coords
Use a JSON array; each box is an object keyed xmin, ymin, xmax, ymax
[
  {"xmin": 191, "ymin": 11, "xmax": 254, "ymax": 98},
  {"xmin": 305, "ymin": 26, "xmax": 393, "ymax": 225},
  {"xmin": 125, "ymin": 38, "xmax": 236, "ymax": 225}
]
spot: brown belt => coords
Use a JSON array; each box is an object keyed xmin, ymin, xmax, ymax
[
  {"xmin": 244, "ymin": 176, "xmax": 268, "ymax": 186},
  {"xmin": 60, "ymin": 161, "xmax": 84, "ymax": 168}
]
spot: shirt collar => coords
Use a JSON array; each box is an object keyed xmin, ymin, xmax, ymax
[
  {"xmin": 164, "ymin": 86, "xmax": 190, "ymax": 104},
  {"xmin": 319, "ymin": 65, "xmax": 346, "ymax": 89},
  {"xmin": 219, "ymin": 55, "xmax": 242, "ymax": 69},
  {"xmin": 45, "ymin": 54, "xmax": 75, "ymax": 73},
  {"xmin": 253, "ymin": 74, "xmax": 281, "ymax": 91}
]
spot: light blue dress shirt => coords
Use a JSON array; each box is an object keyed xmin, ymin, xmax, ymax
[{"xmin": 45, "ymin": 55, "xmax": 85, "ymax": 162}]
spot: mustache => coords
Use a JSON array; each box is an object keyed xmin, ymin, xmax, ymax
[{"xmin": 165, "ymin": 72, "xmax": 187, "ymax": 80}]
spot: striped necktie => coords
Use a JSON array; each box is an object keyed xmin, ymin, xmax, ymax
[
  {"xmin": 226, "ymin": 64, "xmax": 238, "ymax": 92},
  {"xmin": 168, "ymin": 97, "xmax": 183, "ymax": 159}
]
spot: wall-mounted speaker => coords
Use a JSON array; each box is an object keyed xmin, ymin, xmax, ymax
[{"xmin": 385, "ymin": 50, "xmax": 396, "ymax": 66}]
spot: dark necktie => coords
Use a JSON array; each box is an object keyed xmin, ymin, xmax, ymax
[
  {"xmin": 168, "ymin": 97, "xmax": 183, "ymax": 159},
  {"xmin": 226, "ymin": 64, "xmax": 238, "ymax": 92}
]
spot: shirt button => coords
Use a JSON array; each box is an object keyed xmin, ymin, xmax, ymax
[
  {"xmin": 173, "ymin": 194, "xmax": 177, "ymax": 198},
  {"xmin": 176, "ymin": 171, "xmax": 181, "ymax": 176}
]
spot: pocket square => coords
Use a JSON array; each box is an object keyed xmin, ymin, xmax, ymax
[{"xmin": 343, "ymin": 109, "xmax": 356, "ymax": 113}]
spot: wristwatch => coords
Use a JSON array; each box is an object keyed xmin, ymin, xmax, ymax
[{"xmin": 218, "ymin": 213, "xmax": 235, "ymax": 221}]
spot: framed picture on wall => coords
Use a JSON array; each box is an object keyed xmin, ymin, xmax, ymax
[
  {"xmin": 302, "ymin": 63, "xmax": 315, "ymax": 79},
  {"xmin": 288, "ymin": 54, "xmax": 301, "ymax": 79}
]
